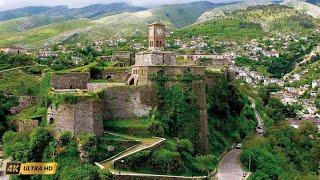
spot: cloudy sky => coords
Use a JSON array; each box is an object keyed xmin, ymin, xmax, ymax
[{"xmin": 0, "ymin": 0, "xmax": 237, "ymax": 11}]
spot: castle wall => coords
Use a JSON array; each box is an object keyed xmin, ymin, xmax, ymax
[
  {"xmin": 48, "ymin": 100, "xmax": 103, "ymax": 136},
  {"xmin": 51, "ymin": 72, "xmax": 90, "ymax": 90},
  {"xmin": 102, "ymin": 86, "xmax": 156, "ymax": 120},
  {"xmin": 10, "ymin": 96, "xmax": 37, "ymax": 115},
  {"xmin": 87, "ymin": 83, "xmax": 126, "ymax": 93},
  {"xmin": 101, "ymin": 68, "xmax": 130, "ymax": 83},
  {"xmin": 130, "ymin": 66, "xmax": 205, "ymax": 85},
  {"xmin": 52, "ymin": 104, "xmax": 75, "ymax": 135},
  {"xmin": 135, "ymin": 51, "xmax": 176, "ymax": 66},
  {"xmin": 74, "ymin": 101, "xmax": 104, "ymax": 136},
  {"xmin": 15, "ymin": 120, "xmax": 39, "ymax": 133},
  {"xmin": 192, "ymin": 81, "xmax": 209, "ymax": 153}
]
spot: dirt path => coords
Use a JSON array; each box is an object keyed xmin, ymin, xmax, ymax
[{"xmin": 0, "ymin": 64, "xmax": 47, "ymax": 73}]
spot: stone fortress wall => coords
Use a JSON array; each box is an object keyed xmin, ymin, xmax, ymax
[
  {"xmin": 51, "ymin": 72, "xmax": 90, "ymax": 90},
  {"xmin": 101, "ymin": 68, "xmax": 131, "ymax": 83},
  {"xmin": 102, "ymin": 85, "xmax": 156, "ymax": 120},
  {"xmin": 135, "ymin": 51, "xmax": 176, "ymax": 66},
  {"xmin": 10, "ymin": 96, "xmax": 37, "ymax": 115},
  {"xmin": 48, "ymin": 99, "xmax": 104, "ymax": 136},
  {"xmin": 15, "ymin": 120, "xmax": 39, "ymax": 133}
]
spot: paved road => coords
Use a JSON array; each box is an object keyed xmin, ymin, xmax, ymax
[
  {"xmin": 216, "ymin": 97, "xmax": 264, "ymax": 180},
  {"xmin": 249, "ymin": 97, "xmax": 264, "ymax": 130},
  {"xmin": 217, "ymin": 149, "xmax": 243, "ymax": 180}
]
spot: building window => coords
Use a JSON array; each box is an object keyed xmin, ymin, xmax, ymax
[{"xmin": 49, "ymin": 118, "xmax": 54, "ymax": 125}]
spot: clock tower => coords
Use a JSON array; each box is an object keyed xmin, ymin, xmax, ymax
[{"xmin": 148, "ymin": 22, "xmax": 165, "ymax": 50}]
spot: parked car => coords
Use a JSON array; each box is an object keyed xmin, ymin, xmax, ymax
[
  {"xmin": 236, "ymin": 143, "xmax": 242, "ymax": 149},
  {"xmin": 256, "ymin": 126, "xmax": 264, "ymax": 134}
]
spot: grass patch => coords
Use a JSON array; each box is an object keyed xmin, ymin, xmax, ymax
[
  {"xmin": 104, "ymin": 118, "xmax": 155, "ymax": 137},
  {"xmin": 93, "ymin": 133, "xmax": 139, "ymax": 162},
  {"xmin": 8, "ymin": 106, "xmax": 47, "ymax": 122},
  {"xmin": 0, "ymin": 70, "xmax": 41, "ymax": 96}
]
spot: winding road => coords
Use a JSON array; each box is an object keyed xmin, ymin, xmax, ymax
[{"xmin": 216, "ymin": 97, "xmax": 264, "ymax": 180}]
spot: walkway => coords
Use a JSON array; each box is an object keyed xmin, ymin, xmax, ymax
[
  {"xmin": 96, "ymin": 132, "xmax": 207, "ymax": 179},
  {"xmin": 0, "ymin": 64, "xmax": 47, "ymax": 73}
]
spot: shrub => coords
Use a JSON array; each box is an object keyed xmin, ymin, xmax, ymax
[
  {"xmin": 29, "ymin": 127, "xmax": 53, "ymax": 161},
  {"xmin": 177, "ymin": 139, "xmax": 194, "ymax": 153},
  {"xmin": 150, "ymin": 149, "xmax": 183, "ymax": 174},
  {"xmin": 89, "ymin": 66, "xmax": 102, "ymax": 79},
  {"xmin": 148, "ymin": 121, "xmax": 164, "ymax": 137},
  {"xmin": 59, "ymin": 132, "xmax": 72, "ymax": 147},
  {"xmin": 192, "ymin": 154, "xmax": 218, "ymax": 174}
]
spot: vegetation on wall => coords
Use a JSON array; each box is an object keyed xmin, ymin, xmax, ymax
[
  {"xmin": 206, "ymin": 72, "xmax": 256, "ymax": 155},
  {"xmin": 121, "ymin": 139, "xmax": 218, "ymax": 176},
  {"xmin": 0, "ymin": 92, "xmax": 18, "ymax": 137},
  {"xmin": 2, "ymin": 129, "xmax": 111, "ymax": 180},
  {"xmin": 152, "ymin": 73, "xmax": 201, "ymax": 148}
]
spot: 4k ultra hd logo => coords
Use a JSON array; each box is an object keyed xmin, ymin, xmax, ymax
[
  {"xmin": 5, "ymin": 162, "xmax": 21, "ymax": 175},
  {"xmin": 5, "ymin": 162, "xmax": 57, "ymax": 175}
]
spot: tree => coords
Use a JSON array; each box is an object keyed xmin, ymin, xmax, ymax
[{"xmin": 29, "ymin": 127, "xmax": 53, "ymax": 161}]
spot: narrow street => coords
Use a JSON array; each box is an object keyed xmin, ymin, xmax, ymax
[
  {"xmin": 216, "ymin": 97, "xmax": 264, "ymax": 180},
  {"xmin": 216, "ymin": 149, "xmax": 243, "ymax": 180}
]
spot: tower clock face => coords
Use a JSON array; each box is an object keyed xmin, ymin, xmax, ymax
[{"xmin": 156, "ymin": 28, "xmax": 163, "ymax": 35}]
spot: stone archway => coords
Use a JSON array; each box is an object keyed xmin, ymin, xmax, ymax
[
  {"xmin": 157, "ymin": 70, "xmax": 165, "ymax": 76},
  {"xmin": 184, "ymin": 68, "xmax": 191, "ymax": 74}
]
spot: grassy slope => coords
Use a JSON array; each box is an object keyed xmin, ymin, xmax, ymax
[
  {"xmin": 282, "ymin": 0, "xmax": 320, "ymax": 18},
  {"xmin": 0, "ymin": 70, "xmax": 41, "ymax": 96},
  {"xmin": 197, "ymin": 0, "xmax": 280, "ymax": 23},
  {"xmin": 175, "ymin": 5, "xmax": 316, "ymax": 42},
  {"xmin": 94, "ymin": 2, "xmax": 222, "ymax": 36},
  {"xmin": 174, "ymin": 18, "xmax": 265, "ymax": 42},
  {"xmin": 0, "ymin": 19, "xmax": 94, "ymax": 47},
  {"xmin": 150, "ymin": 2, "xmax": 221, "ymax": 28}
]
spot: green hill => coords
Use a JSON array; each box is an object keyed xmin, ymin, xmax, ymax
[
  {"xmin": 150, "ymin": 1, "xmax": 225, "ymax": 28},
  {"xmin": 94, "ymin": 1, "xmax": 227, "ymax": 36},
  {"xmin": 197, "ymin": 0, "xmax": 282, "ymax": 23},
  {"xmin": 175, "ymin": 4, "xmax": 316, "ymax": 42},
  {"xmin": 0, "ymin": 3, "xmax": 145, "ymax": 22},
  {"xmin": 0, "ymin": 19, "xmax": 95, "ymax": 47}
]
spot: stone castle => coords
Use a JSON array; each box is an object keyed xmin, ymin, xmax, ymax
[{"xmin": 48, "ymin": 22, "xmax": 212, "ymax": 153}]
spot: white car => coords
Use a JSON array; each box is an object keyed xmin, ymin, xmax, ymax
[
  {"xmin": 236, "ymin": 143, "xmax": 242, "ymax": 149},
  {"xmin": 256, "ymin": 126, "xmax": 264, "ymax": 134}
]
